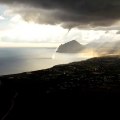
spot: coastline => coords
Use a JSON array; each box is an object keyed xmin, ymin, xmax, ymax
[
  {"xmin": 1, "ymin": 55, "xmax": 120, "ymax": 95},
  {"xmin": 0, "ymin": 56, "xmax": 120, "ymax": 119}
]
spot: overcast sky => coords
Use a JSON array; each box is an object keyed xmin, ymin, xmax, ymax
[{"xmin": 1, "ymin": 0, "xmax": 120, "ymax": 47}]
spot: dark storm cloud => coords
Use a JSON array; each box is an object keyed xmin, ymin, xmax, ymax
[{"xmin": 1, "ymin": 0, "xmax": 120, "ymax": 28}]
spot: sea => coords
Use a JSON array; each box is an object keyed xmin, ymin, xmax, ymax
[{"xmin": 0, "ymin": 47, "xmax": 89, "ymax": 76}]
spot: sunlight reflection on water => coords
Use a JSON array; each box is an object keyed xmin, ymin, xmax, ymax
[{"xmin": 0, "ymin": 48, "xmax": 91, "ymax": 76}]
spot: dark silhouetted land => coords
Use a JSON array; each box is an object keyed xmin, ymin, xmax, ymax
[
  {"xmin": 1, "ymin": 56, "xmax": 120, "ymax": 119},
  {"xmin": 57, "ymin": 40, "xmax": 84, "ymax": 53}
]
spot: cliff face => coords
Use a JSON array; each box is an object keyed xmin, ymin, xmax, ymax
[{"xmin": 56, "ymin": 40, "xmax": 84, "ymax": 53}]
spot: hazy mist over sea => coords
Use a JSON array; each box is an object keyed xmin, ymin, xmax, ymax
[{"xmin": 0, "ymin": 47, "xmax": 88, "ymax": 76}]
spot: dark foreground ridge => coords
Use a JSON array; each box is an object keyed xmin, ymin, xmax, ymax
[{"xmin": 1, "ymin": 56, "xmax": 120, "ymax": 119}]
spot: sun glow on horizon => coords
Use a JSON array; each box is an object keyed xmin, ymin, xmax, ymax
[{"xmin": 78, "ymin": 49, "xmax": 99, "ymax": 58}]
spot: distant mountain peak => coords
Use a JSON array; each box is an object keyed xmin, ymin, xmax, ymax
[
  {"xmin": 56, "ymin": 40, "xmax": 84, "ymax": 53},
  {"xmin": 65, "ymin": 40, "xmax": 80, "ymax": 44}
]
